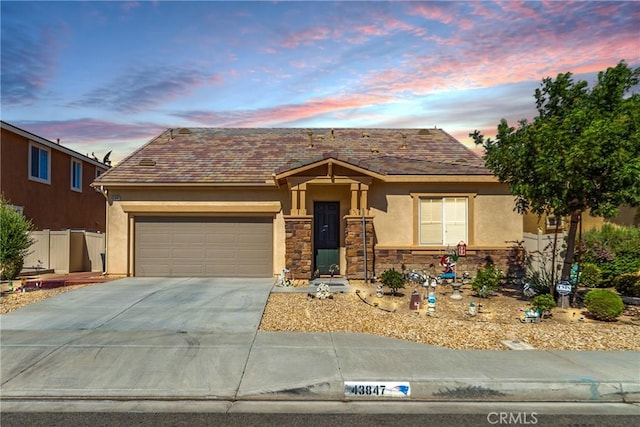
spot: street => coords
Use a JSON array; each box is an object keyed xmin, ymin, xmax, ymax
[{"xmin": 2, "ymin": 401, "xmax": 639, "ymax": 427}]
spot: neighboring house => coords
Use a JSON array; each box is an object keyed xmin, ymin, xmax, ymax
[
  {"xmin": 1, "ymin": 121, "xmax": 109, "ymax": 230},
  {"xmin": 523, "ymin": 211, "xmax": 604, "ymax": 235},
  {"xmin": 1, "ymin": 121, "xmax": 109, "ymax": 272},
  {"xmin": 93, "ymin": 128, "xmax": 523, "ymax": 279},
  {"xmin": 523, "ymin": 207, "xmax": 640, "ymax": 235}
]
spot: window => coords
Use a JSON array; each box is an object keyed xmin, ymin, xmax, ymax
[
  {"xmin": 7, "ymin": 204, "xmax": 24, "ymax": 215},
  {"xmin": 419, "ymin": 197, "xmax": 468, "ymax": 245},
  {"xmin": 29, "ymin": 143, "xmax": 50, "ymax": 183},
  {"xmin": 71, "ymin": 159, "xmax": 82, "ymax": 191}
]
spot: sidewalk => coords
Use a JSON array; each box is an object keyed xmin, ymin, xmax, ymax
[{"xmin": 239, "ymin": 332, "xmax": 640, "ymax": 403}]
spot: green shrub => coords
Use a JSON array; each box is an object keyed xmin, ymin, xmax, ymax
[
  {"xmin": 614, "ymin": 272, "xmax": 640, "ymax": 298},
  {"xmin": 471, "ymin": 264, "xmax": 503, "ymax": 298},
  {"xmin": 580, "ymin": 224, "xmax": 640, "ymax": 285},
  {"xmin": 379, "ymin": 268, "xmax": 405, "ymax": 296},
  {"xmin": 578, "ymin": 263, "xmax": 602, "ymax": 288},
  {"xmin": 0, "ymin": 197, "xmax": 34, "ymax": 280},
  {"xmin": 523, "ymin": 272, "xmax": 551, "ymax": 296},
  {"xmin": 531, "ymin": 294, "xmax": 556, "ymax": 317},
  {"xmin": 583, "ymin": 289, "xmax": 624, "ymax": 321}
]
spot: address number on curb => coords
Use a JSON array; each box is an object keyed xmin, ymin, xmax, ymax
[{"xmin": 344, "ymin": 381, "xmax": 411, "ymax": 397}]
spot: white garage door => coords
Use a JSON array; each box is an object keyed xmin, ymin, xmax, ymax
[{"xmin": 135, "ymin": 217, "xmax": 273, "ymax": 277}]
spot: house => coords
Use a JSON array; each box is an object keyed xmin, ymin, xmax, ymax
[
  {"xmin": 1, "ymin": 120, "xmax": 109, "ymax": 272},
  {"xmin": 523, "ymin": 211, "xmax": 605, "ymax": 235},
  {"xmin": 93, "ymin": 128, "xmax": 523, "ymax": 279},
  {"xmin": 1, "ymin": 120, "xmax": 109, "ymax": 231},
  {"xmin": 523, "ymin": 205, "xmax": 640, "ymax": 235}
]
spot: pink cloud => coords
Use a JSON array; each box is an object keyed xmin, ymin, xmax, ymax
[
  {"xmin": 408, "ymin": 3, "xmax": 456, "ymax": 25},
  {"xmin": 175, "ymin": 92, "xmax": 395, "ymax": 128},
  {"xmin": 495, "ymin": 1, "xmax": 545, "ymax": 22},
  {"xmin": 282, "ymin": 26, "xmax": 334, "ymax": 48}
]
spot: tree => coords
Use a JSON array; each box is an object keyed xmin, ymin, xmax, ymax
[
  {"xmin": 471, "ymin": 61, "xmax": 640, "ymax": 290},
  {"xmin": 0, "ymin": 197, "xmax": 34, "ymax": 279}
]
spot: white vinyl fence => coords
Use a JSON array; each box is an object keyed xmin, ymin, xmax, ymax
[
  {"xmin": 523, "ymin": 231, "xmax": 566, "ymax": 278},
  {"xmin": 23, "ymin": 230, "xmax": 105, "ymax": 274}
]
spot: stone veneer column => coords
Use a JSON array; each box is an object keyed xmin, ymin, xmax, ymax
[
  {"xmin": 345, "ymin": 216, "xmax": 375, "ymax": 279},
  {"xmin": 284, "ymin": 216, "xmax": 313, "ymax": 279}
]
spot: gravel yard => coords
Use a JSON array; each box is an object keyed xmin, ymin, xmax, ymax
[
  {"xmin": 2, "ymin": 279, "xmax": 638, "ymax": 351},
  {"xmin": 260, "ymin": 281, "xmax": 640, "ymax": 351}
]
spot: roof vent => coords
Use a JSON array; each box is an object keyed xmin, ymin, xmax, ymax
[
  {"xmin": 362, "ymin": 132, "xmax": 370, "ymax": 138},
  {"xmin": 370, "ymin": 146, "xmax": 379, "ymax": 153},
  {"xmin": 138, "ymin": 158, "xmax": 156, "ymax": 167},
  {"xmin": 178, "ymin": 128, "xmax": 191, "ymax": 134}
]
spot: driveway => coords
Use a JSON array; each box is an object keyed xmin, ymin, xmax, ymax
[{"xmin": 0, "ymin": 277, "xmax": 273, "ymax": 399}]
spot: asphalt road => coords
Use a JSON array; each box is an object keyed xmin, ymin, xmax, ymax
[
  {"xmin": 2, "ymin": 408, "xmax": 638, "ymax": 427},
  {"xmin": 2, "ymin": 402, "xmax": 639, "ymax": 427}
]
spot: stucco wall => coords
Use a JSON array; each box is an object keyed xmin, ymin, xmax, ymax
[
  {"xmin": 370, "ymin": 182, "xmax": 522, "ymax": 248},
  {"xmin": 103, "ymin": 180, "xmax": 522, "ymax": 277},
  {"xmin": 474, "ymin": 195, "xmax": 522, "ymax": 246}
]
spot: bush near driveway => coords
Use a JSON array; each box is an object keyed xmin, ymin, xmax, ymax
[{"xmin": 0, "ymin": 197, "xmax": 34, "ymax": 280}]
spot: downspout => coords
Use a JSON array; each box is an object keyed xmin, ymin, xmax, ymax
[
  {"xmin": 95, "ymin": 185, "xmax": 109, "ymax": 275},
  {"xmin": 362, "ymin": 205, "xmax": 367, "ymax": 282}
]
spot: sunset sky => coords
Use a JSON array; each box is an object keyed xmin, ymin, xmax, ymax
[{"xmin": 2, "ymin": 1, "xmax": 639, "ymax": 164}]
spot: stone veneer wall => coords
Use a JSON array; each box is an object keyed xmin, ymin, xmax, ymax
[
  {"xmin": 345, "ymin": 217, "xmax": 375, "ymax": 279},
  {"xmin": 374, "ymin": 247, "xmax": 525, "ymax": 279},
  {"xmin": 284, "ymin": 217, "xmax": 313, "ymax": 279}
]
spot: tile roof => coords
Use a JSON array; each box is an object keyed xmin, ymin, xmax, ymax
[{"xmin": 95, "ymin": 128, "xmax": 490, "ymax": 185}]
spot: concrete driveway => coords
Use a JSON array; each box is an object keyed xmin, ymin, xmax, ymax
[{"xmin": 0, "ymin": 277, "xmax": 273, "ymax": 399}]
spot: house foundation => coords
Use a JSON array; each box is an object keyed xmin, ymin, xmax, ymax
[{"xmin": 374, "ymin": 247, "xmax": 525, "ymax": 279}]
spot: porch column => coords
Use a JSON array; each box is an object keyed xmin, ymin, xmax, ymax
[
  {"xmin": 298, "ymin": 183, "xmax": 307, "ymax": 216},
  {"xmin": 290, "ymin": 186, "xmax": 299, "ymax": 215},
  {"xmin": 360, "ymin": 184, "xmax": 369, "ymax": 216},
  {"xmin": 350, "ymin": 183, "xmax": 359, "ymax": 215}
]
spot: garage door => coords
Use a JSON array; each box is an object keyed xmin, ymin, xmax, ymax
[{"xmin": 135, "ymin": 217, "xmax": 273, "ymax": 277}]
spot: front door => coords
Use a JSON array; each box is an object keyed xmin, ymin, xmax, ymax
[{"xmin": 314, "ymin": 202, "xmax": 340, "ymax": 275}]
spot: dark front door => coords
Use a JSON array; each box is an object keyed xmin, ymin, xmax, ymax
[{"xmin": 314, "ymin": 202, "xmax": 340, "ymax": 275}]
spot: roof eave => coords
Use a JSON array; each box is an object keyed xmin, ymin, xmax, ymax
[
  {"xmin": 383, "ymin": 175, "xmax": 499, "ymax": 183},
  {"xmin": 90, "ymin": 181, "xmax": 278, "ymax": 189},
  {"xmin": 1, "ymin": 120, "xmax": 110, "ymax": 169}
]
